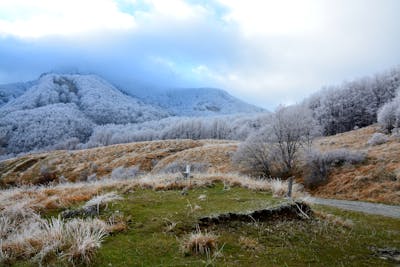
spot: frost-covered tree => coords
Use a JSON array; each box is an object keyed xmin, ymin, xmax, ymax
[
  {"xmin": 306, "ymin": 67, "xmax": 400, "ymax": 135},
  {"xmin": 266, "ymin": 105, "xmax": 320, "ymax": 176},
  {"xmin": 377, "ymin": 92, "xmax": 400, "ymax": 132},
  {"xmin": 234, "ymin": 105, "xmax": 319, "ymax": 177},
  {"xmin": 0, "ymin": 103, "xmax": 94, "ymax": 154}
]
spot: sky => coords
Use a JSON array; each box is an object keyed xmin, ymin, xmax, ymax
[{"xmin": 0, "ymin": 0, "xmax": 399, "ymax": 109}]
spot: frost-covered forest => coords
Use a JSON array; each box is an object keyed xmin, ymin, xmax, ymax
[
  {"xmin": 1, "ymin": 67, "xmax": 399, "ymax": 158},
  {"xmin": 305, "ymin": 67, "xmax": 400, "ymax": 135}
]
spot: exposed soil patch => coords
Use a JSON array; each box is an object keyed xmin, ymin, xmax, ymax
[
  {"xmin": 199, "ymin": 201, "xmax": 312, "ymax": 226},
  {"xmin": 370, "ymin": 246, "xmax": 400, "ymax": 263}
]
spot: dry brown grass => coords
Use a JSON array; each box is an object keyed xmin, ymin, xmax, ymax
[
  {"xmin": 309, "ymin": 124, "xmax": 400, "ymax": 204},
  {"xmin": 0, "ymin": 139, "xmax": 237, "ymax": 187},
  {"xmin": 0, "ymin": 188, "xmax": 126, "ymax": 265},
  {"xmin": 182, "ymin": 226, "xmax": 218, "ymax": 256},
  {"xmin": 151, "ymin": 143, "xmax": 238, "ymax": 174}
]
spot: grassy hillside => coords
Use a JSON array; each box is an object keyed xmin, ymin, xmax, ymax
[
  {"xmin": 1, "ymin": 125, "xmax": 399, "ymax": 204},
  {"xmin": 2, "ymin": 176, "xmax": 398, "ymax": 266}
]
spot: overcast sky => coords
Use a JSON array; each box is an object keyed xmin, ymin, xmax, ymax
[{"xmin": 0, "ymin": 0, "xmax": 399, "ymax": 109}]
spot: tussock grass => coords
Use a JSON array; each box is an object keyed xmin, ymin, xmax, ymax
[
  {"xmin": 0, "ymin": 213, "xmax": 108, "ymax": 265},
  {"xmin": 0, "ymin": 186, "xmax": 124, "ymax": 265},
  {"xmin": 182, "ymin": 226, "xmax": 218, "ymax": 256}
]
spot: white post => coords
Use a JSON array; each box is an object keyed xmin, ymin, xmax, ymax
[{"xmin": 186, "ymin": 164, "xmax": 190, "ymax": 176}]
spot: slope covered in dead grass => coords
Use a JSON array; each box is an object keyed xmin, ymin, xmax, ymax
[
  {"xmin": 0, "ymin": 139, "xmax": 238, "ymax": 187},
  {"xmin": 311, "ymin": 125, "xmax": 400, "ymax": 204}
]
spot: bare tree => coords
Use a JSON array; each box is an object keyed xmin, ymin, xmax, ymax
[
  {"xmin": 233, "ymin": 105, "xmax": 319, "ymax": 178},
  {"xmin": 266, "ymin": 105, "xmax": 320, "ymax": 177}
]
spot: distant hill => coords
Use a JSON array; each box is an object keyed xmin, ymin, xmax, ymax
[
  {"xmin": 141, "ymin": 88, "xmax": 265, "ymax": 116},
  {"xmin": 0, "ymin": 80, "xmax": 36, "ymax": 107},
  {"xmin": 0, "ymin": 74, "xmax": 168, "ymax": 124}
]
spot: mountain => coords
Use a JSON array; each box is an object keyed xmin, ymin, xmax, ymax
[
  {"xmin": 0, "ymin": 73, "xmax": 265, "ymax": 155},
  {"xmin": 139, "ymin": 88, "xmax": 265, "ymax": 116},
  {"xmin": 0, "ymin": 74, "xmax": 169, "ymax": 154},
  {"xmin": 0, "ymin": 74, "xmax": 168, "ymax": 124}
]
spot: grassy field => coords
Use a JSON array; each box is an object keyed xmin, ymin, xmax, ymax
[{"xmin": 10, "ymin": 181, "xmax": 399, "ymax": 267}]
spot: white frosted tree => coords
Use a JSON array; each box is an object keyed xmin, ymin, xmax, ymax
[{"xmin": 234, "ymin": 105, "xmax": 319, "ymax": 177}]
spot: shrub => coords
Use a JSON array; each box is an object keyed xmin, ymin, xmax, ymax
[
  {"xmin": 304, "ymin": 149, "xmax": 366, "ymax": 188},
  {"xmin": 110, "ymin": 166, "xmax": 139, "ymax": 180},
  {"xmin": 367, "ymin": 133, "xmax": 389, "ymax": 146},
  {"xmin": 232, "ymin": 132, "xmax": 273, "ymax": 177}
]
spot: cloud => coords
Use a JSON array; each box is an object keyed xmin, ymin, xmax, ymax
[
  {"xmin": 0, "ymin": 0, "xmax": 136, "ymax": 38},
  {"xmin": 0, "ymin": 0, "xmax": 399, "ymax": 109}
]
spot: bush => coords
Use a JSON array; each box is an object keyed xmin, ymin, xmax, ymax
[
  {"xmin": 232, "ymin": 132, "xmax": 273, "ymax": 177},
  {"xmin": 377, "ymin": 95, "xmax": 400, "ymax": 133},
  {"xmin": 367, "ymin": 133, "xmax": 389, "ymax": 146},
  {"xmin": 304, "ymin": 149, "xmax": 366, "ymax": 188}
]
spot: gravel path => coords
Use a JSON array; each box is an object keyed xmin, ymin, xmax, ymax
[{"xmin": 308, "ymin": 197, "xmax": 400, "ymax": 219}]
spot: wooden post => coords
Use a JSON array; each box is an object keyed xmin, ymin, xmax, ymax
[{"xmin": 287, "ymin": 176, "xmax": 293, "ymax": 199}]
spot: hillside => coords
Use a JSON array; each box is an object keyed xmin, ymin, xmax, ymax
[
  {"xmin": 2, "ymin": 124, "xmax": 399, "ymax": 205},
  {"xmin": 0, "ymin": 74, "xmax": 168, "ymax": 124},
  {"xmin": 139, "ymin": 88, "xmax": 265, "ymax": 116},
  {"xmin": 310, "ymin": 125, "xmax": 400, "ymax": 204},
  {"xmin": 0, "ymin": 74, "xmax": 265, "ymax": 155},
  {"xmin": 0, "ymin": 139, "xmax": 238, "ymax": 187}
]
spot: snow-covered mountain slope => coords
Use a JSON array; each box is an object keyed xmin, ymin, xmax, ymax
[
  {"xmin": 0, "ymin": 74, "xmax": 169, "ymax": 154},
  {"xmin": 0, "ymin": 74, "xmax": 168, "ymax": 124},
  {"xmin": 0, "ymin": 103, "xmax": 94, "ymax": 154},
  {"xmin": 0, "ymin": 81, "xmax": 36, "ymax": 107},
  {"xmin": 140, "ymin": 88, "xmax": 265, "ymax": 116},
  {"xmin": 0, "ymin": 73, "xmax": 265, "ymax": 155}
]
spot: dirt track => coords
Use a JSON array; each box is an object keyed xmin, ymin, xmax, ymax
[{"xmin": 309, "ymin": 197, "xmax": 400, "ymax": 219}]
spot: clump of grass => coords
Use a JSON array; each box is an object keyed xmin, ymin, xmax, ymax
[
  {"xmin": 269, "ymin": 178, "xmax": 307, "ymax": 198},
  {"xmin": 182, "ymin": 226, "xmax": 218, "ymax": 256},
  {"xmin": 83, "ymin": 192, "xmax": 122, "ymax": 210},
  {"xmin": 60, "ymin": 218, "xmax": 108, "ymax": 265},
  {"xmin": 314, "ymin": 210, "xmax": 354, "ymax": 229},
  {"xmin": 0, "ymin": 206, "xmax": 109, "ymax": 266}
]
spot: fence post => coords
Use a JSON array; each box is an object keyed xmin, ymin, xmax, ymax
[{"xmin": 287, "ymin": 176, "xmax": 293, "ymax": 199}]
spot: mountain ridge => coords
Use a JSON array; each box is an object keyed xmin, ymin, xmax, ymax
[{"xmin": 0, "ymin": 73, "xmax": 264, "ymax": 155}]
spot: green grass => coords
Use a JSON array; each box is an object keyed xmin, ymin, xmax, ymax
[{"xmin": 14, "ymin": 182, "xmax": 400, "ymax": 266}]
